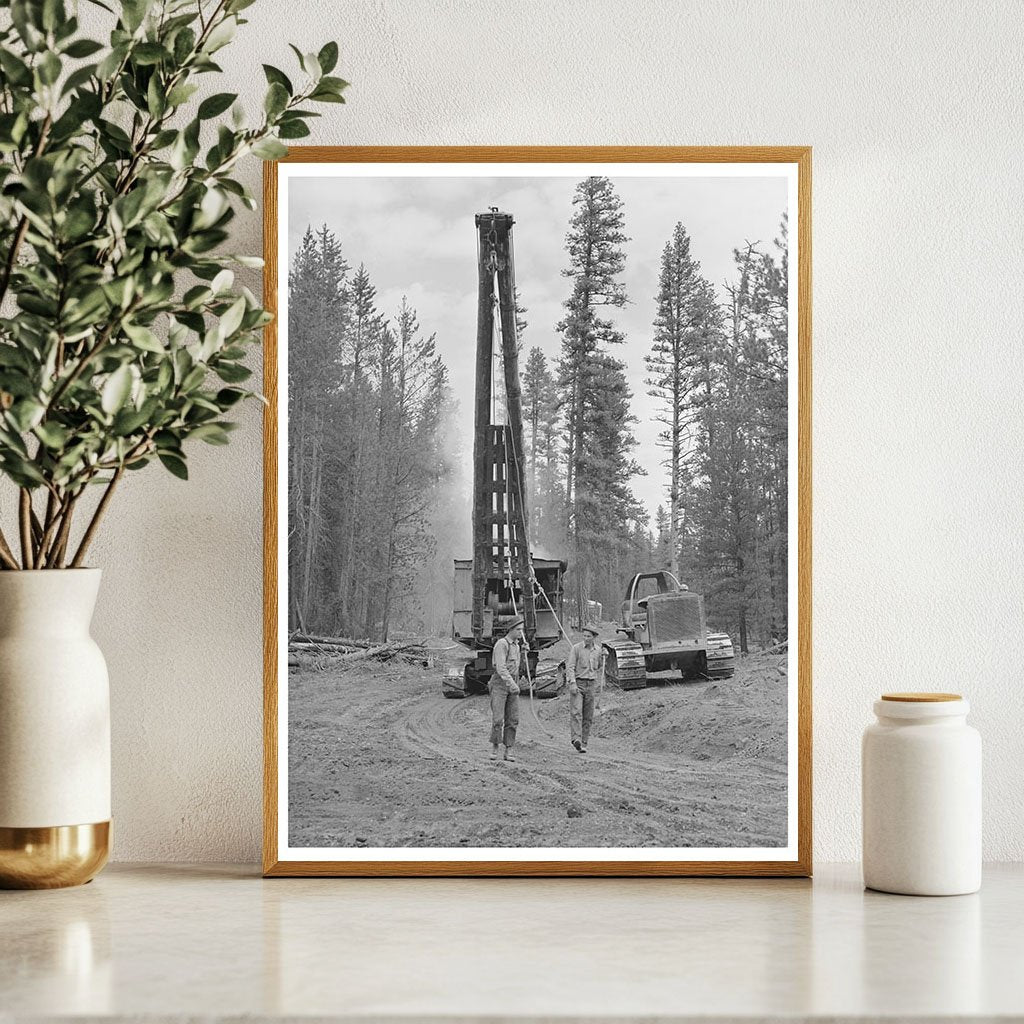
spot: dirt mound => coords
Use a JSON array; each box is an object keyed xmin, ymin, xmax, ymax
[{"xmin": 597, "ymin": 660, "xmax": 787, "ymax": 767}]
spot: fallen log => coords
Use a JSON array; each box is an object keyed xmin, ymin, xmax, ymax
[
  {"xmin": 288, "ymin": 640, "xmax": 431, "ymax": 668},
  {"xmin": 290, "ymin": 641, "xmax": 365, "ymax": 654},
  {"xmin": 291, "ymin": 633, "xmax": 375, "ymax": 649}
]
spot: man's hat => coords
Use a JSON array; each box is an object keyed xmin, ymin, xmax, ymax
[
  {"xmin": 504, "ymin": 616, "xmax": 525, "ymax": 632},
  {"xmin": 581, "ymin": 625, "xmax": 599, "ymax": 637}
]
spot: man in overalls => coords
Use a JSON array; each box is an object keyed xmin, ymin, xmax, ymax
[
  {"xmin": 490, "ymin": 617, "xmax": 524, "ymax": 762},
  {"xmin": 567, "ymin": 625, "xmax": 604, "ymax": 753}
]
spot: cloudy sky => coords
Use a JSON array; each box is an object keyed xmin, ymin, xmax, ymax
[{"xmin": 287, "ymin": 170, "xmax": 788, "ymax": 525}]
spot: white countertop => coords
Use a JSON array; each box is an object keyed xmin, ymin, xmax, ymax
[{"xmin": 2, "ymin": 862, "xmax": 1022, "ymax": 1021}]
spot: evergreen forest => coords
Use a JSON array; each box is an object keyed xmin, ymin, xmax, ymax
[{"xmin": 287, "ymin": 178, "xmax": 790, "ymax": 653}]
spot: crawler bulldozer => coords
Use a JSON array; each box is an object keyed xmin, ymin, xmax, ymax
[{"xmin": 603, "ymin": 571, "xmax": 736, "ymax": 690}]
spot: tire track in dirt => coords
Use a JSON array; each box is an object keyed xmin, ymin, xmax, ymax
[
  {"xmin": 391, "ymin": 688, "xmax": 785, "ymax": 847},
  {"xmin": 290, "ymin": 655, "xmax": 789, "ymax": 849}
]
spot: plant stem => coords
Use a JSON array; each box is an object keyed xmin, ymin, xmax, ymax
[
  {"xmin": 0, "ymin": 527, "xmax": 20, "ymax": 570},
  {"xmin": 29, "ymin": 506, "xmax": 43, "ymax": 546},
  {"xmin": 70, "ymin": 466, "xmax": 124, "ymax": 568},
  {"xmin": 35, "ymin": 488, "xmax": 67, "ymax": 566},
  {"xmin": 45, "ymin": 492, "xmax": 79, "ymax": 569},
  {"xmin": 18, "ymin": 489, "xmax": 34, "ymax": 569},
  {"xmin": 42, "ymin": 489, "xmax": 56, "ymax": 534}
]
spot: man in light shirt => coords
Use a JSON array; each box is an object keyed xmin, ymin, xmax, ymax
[
  {"xmin": 489, "ymin": 617, "xmax": 524, "ymax": 762},
  {"xmin": 566, "ymin": 625, "xmax": 604, "ymax": 753}
]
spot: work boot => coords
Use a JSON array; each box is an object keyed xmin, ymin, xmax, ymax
[
  {"xmin": 504, "ymin": 747, "xmax": 516, "ymax": 762},
  {"xmin": 489, "ymin": 746, "xmax": 499, "ymax": 761},
  {"xmin": 580, "ymin": 743, "xmax": 588, "ymax": 753}
]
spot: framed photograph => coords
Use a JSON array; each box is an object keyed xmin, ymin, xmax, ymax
[{"xmin": 263, "ymin": 147, "xmax": 811, "ymax": 876}]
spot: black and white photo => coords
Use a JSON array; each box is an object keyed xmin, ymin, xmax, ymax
[{"xmin": 264, "ymin": 150, "xmax": 811, "ymax": 875}]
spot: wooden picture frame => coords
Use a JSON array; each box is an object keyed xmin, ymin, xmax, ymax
[{"xmin": 263, "ymin": 147, "xmax": 812, "ymax": 877}]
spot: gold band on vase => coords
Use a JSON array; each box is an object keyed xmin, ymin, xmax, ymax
[{"xmin": 0, "ymin": 821, "xmax": 110, "ymax": 889}]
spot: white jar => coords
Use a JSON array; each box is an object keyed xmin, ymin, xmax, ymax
[{"xmin": 862, "ymin": 692, "xmax": 981, "ymax": 895}]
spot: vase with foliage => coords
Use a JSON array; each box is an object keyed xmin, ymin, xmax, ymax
[{"xmin": 0, "ymin": 0, "xmax": 344, "ymax": 887}]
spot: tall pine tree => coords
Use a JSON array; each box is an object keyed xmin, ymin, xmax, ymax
[
  {"xmin": 644, "ymin": 223, "xmax": 721, "ymax": 578},
  {"xmin": 556, "ymin": 177, "xmax": 632, "ymax": 619}
]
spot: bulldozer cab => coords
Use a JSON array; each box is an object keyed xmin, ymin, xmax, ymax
[{"xmin": 621, "ymin": 571, "xmax": 686, "ymax": 631}]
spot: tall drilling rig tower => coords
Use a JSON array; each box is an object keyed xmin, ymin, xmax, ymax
[{"xmin": 445, "ymin": 209, "xmax": 565, "ymax": 697}]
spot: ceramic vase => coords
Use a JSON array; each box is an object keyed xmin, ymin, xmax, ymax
[
  {"xmin": 862, "ymin": 692, "xmax": 981, "ymax": 896},
  {"xmin": 0, "ymin": 569, "xmax": 110, "ymax": 888}
]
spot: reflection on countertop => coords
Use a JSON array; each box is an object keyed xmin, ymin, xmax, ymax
[{"xmin": 2, "ymin": 863, "xmax": 1021, "ymax": 1020}]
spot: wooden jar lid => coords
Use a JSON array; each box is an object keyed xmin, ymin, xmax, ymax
[{"xmin": 881, "ymin": 692, "xmax": 962, "ymax": 702}]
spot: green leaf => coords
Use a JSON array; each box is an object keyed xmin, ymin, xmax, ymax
[
  {"xmin": 196, "ymin": 187, "xmax": 227, "ymax": 228},
  {"xmin": 61, "ymin": 63, "xmax": 98, "ymax": 96},
  {"xmin": 172, "ymin": 26, "xmax": 196, "ymax": 64},
  {"xmin": 123, "ymin": 322, "xmax": 164, "ymax": 353},
  {"xmin": 34, "ymin": 421, "xmax": 70, "ymax": 449},
  {"xmin": 203, "ymin": 16, "xmax": 236, "ymax": 53},
  {"xmin": 264, "ymin": 81, "xmax": 288, "ymax": 117},
  {"xmin": 41, "ymin": 0, "xmax": 65, "ymax": 32},
  {"xmin": 300, "ymin": 50, "xmax": 321, "ymax": 79},
  {"xmin": 101, "ymin": 364, "xmax": 133, "ymax": 415},
  {"xmin": 156, "ymin": 359, "xmax": 173, "ymax": 392},
  {"xmin": 198, "ymin": 91, "xmax": 236, "ymax": 119},
  {"xmin": 10, "ymin": 1, "xmax": 43, "ymax": 51},
  {"xmin": 149, "ymin": 128, "xmax": 177, "ymax": 149},
  {"xmin": 96, "ymin": 43, "xmax": 127, "ymax": 81},
  {"xmin": 112, "ymin": 405, "xmax": 151, "ymax": 435},
  {"xmin": 0, "ymin": 422, "xmax": 30, "ymax": 455},
  {"xmin": 262, "ymin": 64, "xmax": 292, "ymax": 94},
  {"xmin": 102, "ymin": 277, "xmax": 134, "ymax": 309},
  {"xmin": 181, "ymin": 364, "xmax": 206, "ymax": 392},
  {"xmin": 98, "ymin": 118, "xmax": 132, "ymax": 149},
  {"xmin": 154, "ymin": 429, "xmax": 182, "ymax": 453},
  {"xmin": 38, "ymin": 51, "xmax": 62, "ymax": 86},
  {"xmin": 63, "ymin": 38, "xmax": 104, "ymax": 58},
  {"xmin": 317, "ymin": 41, "xmax": 339, "ymax": 74},
  {"xmin": 218, "ymin": 296, "xmax": 246, "ymax": 339},
  {"xmin": 147, "ymin": 77, "xmax": 164, "ymax": 117},
  {"xmin": 0, "ymin": 50, "xmax": 33, "ymax": 86},
  {"xmin": 278, "ymin": 120, "xmax": 310, "ymax": 140},
  {"xmin": 215, "ymin": 388, "xmax": 247, "ymax": 408},
  {"xmin": 113, "ymin": 187, "xmax": 148, "ymax": 228},
  {"xmin": 121, "ymin": 0, "xmax": 152, "ymax": 33},
  {"xmin": 132, "ymin": 42, "xmax": 168, "ymax": 66},
  {"xmin": 189, "ymin": 422, "xmax": 230, "ymax": 445},
  {"xmin": 166, "ymin": 82, "xmax": 199, "ymax": 107},
  {"xmin": 9, "ymin": 399, "xmax": 45, "ymax": 432},
  {"xmin": 309, "ymin": 88, "xmax": 346, "ymax": 104},
  {"xmin": 210, "ymin": 268, "xmax": 233, "ymax": 294},
  {"xmin": 318, "ymin": 75, "xmax": 349, "ymax": 93},
  {"xmin": 18, "ymin": 292, "xmax": 58, "ymax": 317},
  {"xmin": 183, "ymin": 284, "xmax": 212, "ymax": 309},
  {"xmin": 251, "ymin": 137, "xmax": 287, "ymax": 160},
  {"xmin": 158, "ymin": 452, "xmax": 188, "ymax": 479},
  {"xmin": 0, "ymin": 346, "xmax": 29, "ymax": 371},
  {"xmin": 214, "ymin": 362, "xmax": 251, "ymax": 384},
  {"xmin": 1, "ymin": 456, "xmax": 46, "ymax": 487}
]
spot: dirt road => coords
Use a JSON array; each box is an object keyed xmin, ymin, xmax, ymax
[{"xmin": 288, "ymin": 640, "xmax": 789, "ymax": 850}]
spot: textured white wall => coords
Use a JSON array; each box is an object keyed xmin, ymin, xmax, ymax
[{"xmin": 85, "ymin": 0, "xmax": 1024, "ymax": 862}]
